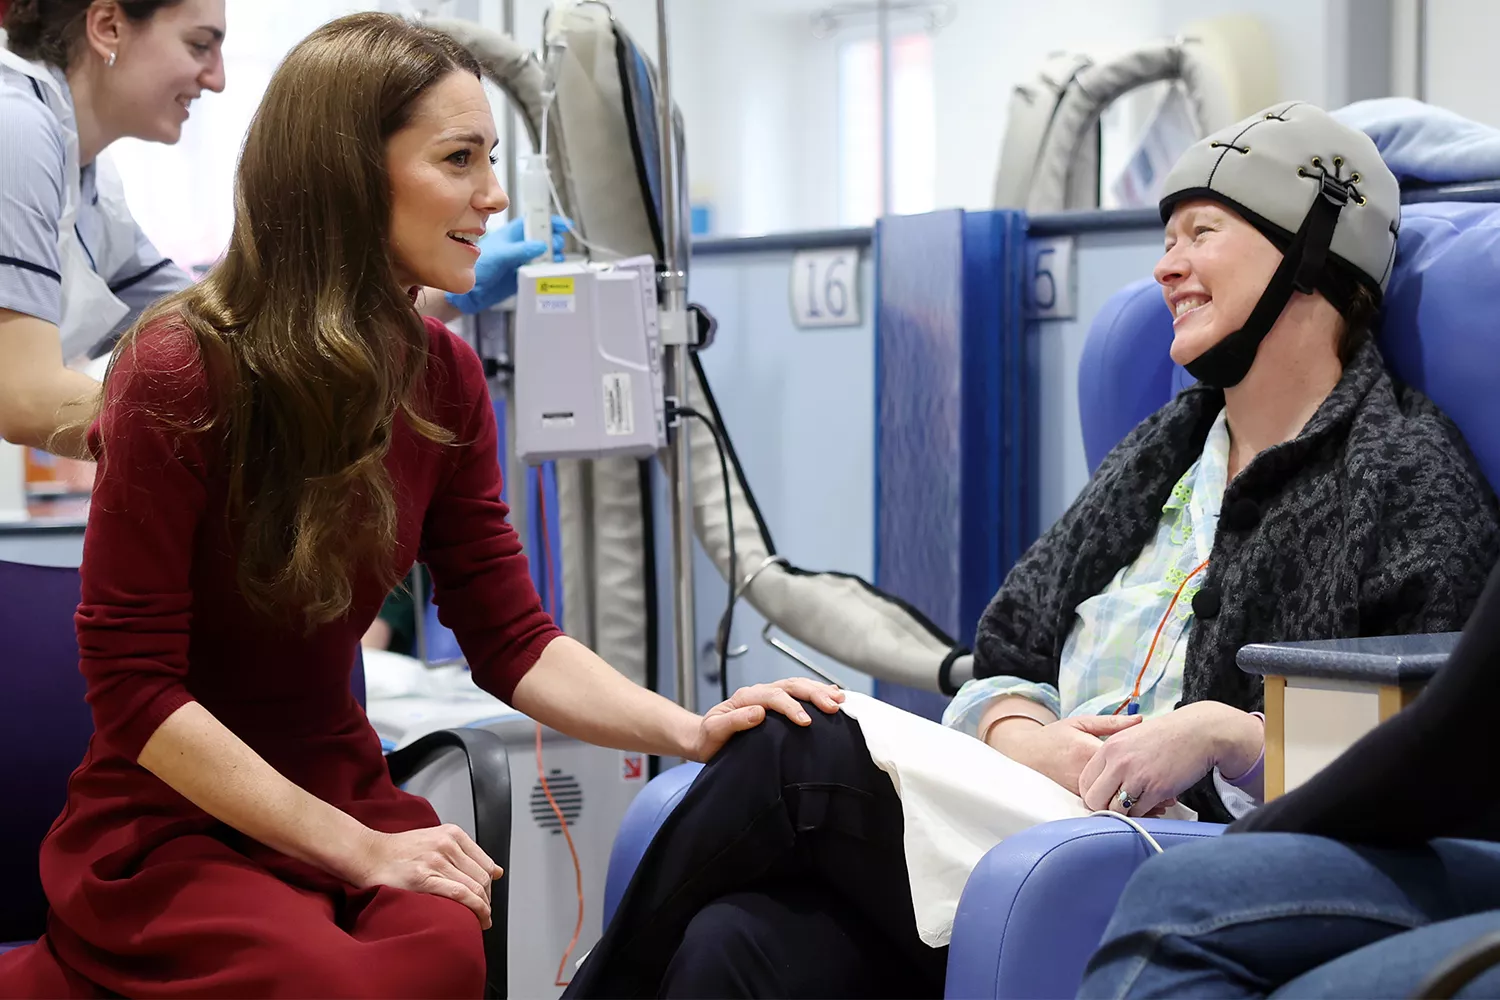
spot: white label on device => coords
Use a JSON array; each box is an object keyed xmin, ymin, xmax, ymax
[
  {"xmin": 602, "ymin": 373, "xmax": 634, "ymax": 436},
  {"xmin": 535, "ymin": 277, "xmax": 575, "ymax": 313}
]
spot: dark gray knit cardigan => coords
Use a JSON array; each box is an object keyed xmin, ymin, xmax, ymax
[{"xmin": 973, "ymin": 340, "xmax": 1500, "ymax": 821}]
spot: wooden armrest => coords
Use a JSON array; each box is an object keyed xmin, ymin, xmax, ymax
[{"xmin": 1239, "ymin": 634, "xmax": 1459, "ymax": 799}]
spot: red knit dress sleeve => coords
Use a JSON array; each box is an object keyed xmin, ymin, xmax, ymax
[
  {"xmin": 418, "ymin": 317, "xmax": 563, "ymax": 701},
  {"xmin": 75, "ymin": 319, "xmax": 211, "ymax": 760}
]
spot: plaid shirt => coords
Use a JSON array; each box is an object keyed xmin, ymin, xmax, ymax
[{"xmin": 944, "ymin": 411, "xmax": 1230, "ymax": 735}]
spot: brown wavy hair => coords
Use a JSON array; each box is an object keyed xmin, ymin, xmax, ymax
[{"xmin": 90, "ymin": 13, "xmax": 483, "ymax": 626}]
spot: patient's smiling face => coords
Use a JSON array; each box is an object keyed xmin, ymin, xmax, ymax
[{"xmin": 1154, "ymin": 199, "xmax": 1284, "ymax": 368}]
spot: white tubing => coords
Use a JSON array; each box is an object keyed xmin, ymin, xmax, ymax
[{"xmin": 1088, "ymin": 811, "xmax": 1167, "ymax": 854}]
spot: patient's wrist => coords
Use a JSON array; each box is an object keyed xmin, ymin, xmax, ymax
[
  {"xmin": 1216, "ymin": 710, "xmax": 1266, "ymax": 784},
  {"xmin": 982, "ymin": 713, "xmax": 1046, "ymax": 751}
]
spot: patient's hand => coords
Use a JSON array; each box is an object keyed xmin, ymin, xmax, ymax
[
  {"xmin": 1076, "ymin": 702, "xmax": 1264, "ymax": 816},
  {"xmin": 990, "ymin": 715, "xmax": 1143, "ymax": 797}
]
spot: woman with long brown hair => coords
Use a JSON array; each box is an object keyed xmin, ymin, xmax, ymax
[{"xmin": 0, "ymin": 12, "xmax": 840, "ymax": 998}]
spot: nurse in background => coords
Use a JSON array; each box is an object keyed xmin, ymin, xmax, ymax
[{"xmin": 0, "ymin": 0, "xmax": 552, "ymax": 459}]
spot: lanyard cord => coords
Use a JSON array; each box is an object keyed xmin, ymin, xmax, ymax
[{"xmin": 1112, "ymin": 557, "xmax": 1212, "ymax": 716}]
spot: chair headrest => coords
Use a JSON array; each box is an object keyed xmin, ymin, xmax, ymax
[{"xmin": 1079, "ymin": 201, "xmax": 1500, "ymax": 492}]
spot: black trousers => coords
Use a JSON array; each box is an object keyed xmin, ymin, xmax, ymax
[{"xmin": 563, "ymin": 708, "xmax": 947, "ymax": 999}]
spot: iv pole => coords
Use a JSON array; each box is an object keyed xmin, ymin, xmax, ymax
[
  {"xmin": 654, "ymin": 0, "xmax": 697, "ymax": 712},
  {"xmin": 498, "ymin": 0, "xmax": 528, "ymax": 564}
]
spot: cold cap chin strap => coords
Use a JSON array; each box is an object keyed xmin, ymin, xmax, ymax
[{"xmin": 1184, "ymin": 167, "xmax": 1356, "ymax": 389}]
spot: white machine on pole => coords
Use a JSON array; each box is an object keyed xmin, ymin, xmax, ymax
[{"xmin": 514, "ymin": 256, "xmax": 667, "ymax": 464}]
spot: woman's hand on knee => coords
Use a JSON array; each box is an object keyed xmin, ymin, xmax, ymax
[
  {"xmin": 351, "ymin": 823, "xmax": 504, "ymax": 928},
  {"xmin": 689, "ymin": 678, "xmax": 846, "ymax": 762}
]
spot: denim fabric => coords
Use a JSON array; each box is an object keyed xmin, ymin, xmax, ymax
[{"xmin": 1078, "ymin": 833, "xmax": 1500, "ymax": 999}]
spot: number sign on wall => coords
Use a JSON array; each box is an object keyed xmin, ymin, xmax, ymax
[
  {"xmin": 1024, "ymin": 236, "xmax": 1077, "ymax": 321},
  {"xmin": 790, "ymin": 248, "xmax": 862, "ymax": 329}
]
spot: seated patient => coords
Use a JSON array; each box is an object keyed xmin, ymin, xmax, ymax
[
  {"xmin": 564, "ymin": 103, "xmax": 1500, "ymax": 1000},
  {"xmin": 0, "ymin": 13, "xmax": 840, "ymax": 999}
]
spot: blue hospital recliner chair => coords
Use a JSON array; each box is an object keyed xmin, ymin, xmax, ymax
[{"xmin": 602, "ymin": 200, "xmax": 1500, "ymax": 998}]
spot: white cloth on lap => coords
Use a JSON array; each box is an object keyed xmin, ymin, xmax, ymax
[{"xmin": 839, "ymin": 691, "xmax": 1195, "ymax": 948}]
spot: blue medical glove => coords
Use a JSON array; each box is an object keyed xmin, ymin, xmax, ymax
[{"xmin": 445, "ymin": 215, "xmax": 570, "ymax": 314}]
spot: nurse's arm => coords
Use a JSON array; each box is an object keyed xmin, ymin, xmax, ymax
[{"xmin": 0, "ymin": 308, "xmax": 100, "ymax": 459}]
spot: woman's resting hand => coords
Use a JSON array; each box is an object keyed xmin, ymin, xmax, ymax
[
  {"xmin": 1077, "ymin": 701, "xmax": 1265, "ymax": 816},
  {"xmin": 690, "ymin": 677, "xmax": 846, "ymax": 762},
  {"xmin": 990, "ymin": 714, "xmax": 1143, "ymax": 796},
  {"xmin": 351, "ymin": 823, "xmax": 505, "ymax": 929}
]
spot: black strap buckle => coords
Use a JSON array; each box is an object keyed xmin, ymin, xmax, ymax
[
  {"xmin": 1293, "ymin": 173, "xmax": 1348, "ymax": 295},
  {"xmin": 1317, "ymin": 168, "xmax": 1354, "ymax": 207}
]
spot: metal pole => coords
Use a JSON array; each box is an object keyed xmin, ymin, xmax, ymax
[
  {"xmin": 502, "ymin": 0, "xmax": 517, "ymax": 209},
  {"xmin": 655, "ymin": 0, "xmax": 696, "ymax": 713},
  {"xmin": 497, "ymin": 0, "xmax": 527, "ymax": 556},
  {"xmin": 877, "ymin": 0, "xmax": 893, "ymax": 217},
  {"xmin": 1414, "ymin": 0, "xmax": 1428, "ymax": 102}
]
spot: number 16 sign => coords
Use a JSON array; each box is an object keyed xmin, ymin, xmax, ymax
[{"xmin": 790, "ymin": 248, "xmax": 862, "ymax": 329}]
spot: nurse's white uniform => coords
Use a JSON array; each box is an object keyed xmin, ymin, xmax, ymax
[{"xmin": 0, "ymin": 43, "xmax": 191, "ymax": 363}]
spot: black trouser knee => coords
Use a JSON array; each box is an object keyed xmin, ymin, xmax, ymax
[
  {"xmin": 564, "ymin": 707, "xmax": 945, "ymax": 999},
  {"xmin": 660, "ymin": 883, "xmax": 941, "ymax": 1000}
]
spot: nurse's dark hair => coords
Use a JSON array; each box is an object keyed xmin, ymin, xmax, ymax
[
  {"xmin": 3, "ymin": 0, "xmax": 182, "ymax": 70},
  {"xmin": 95, "ymin": 13, "xmax": 483, "ymax": 627}
]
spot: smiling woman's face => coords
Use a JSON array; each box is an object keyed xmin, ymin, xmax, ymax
[
  {"xmin": 384, "ymin": 69, "xmax": 509, "ymax": 292},
  {"xmin": 1154, "ymin": 199, "xmax": 1284, "ymax": 367}
]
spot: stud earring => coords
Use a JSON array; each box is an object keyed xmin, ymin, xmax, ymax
[{"xmin": 106, "ymin": 51, "xmax": 117, "ymax": 67}]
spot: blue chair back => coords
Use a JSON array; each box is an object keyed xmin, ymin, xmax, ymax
[
  {"xmin": 0, "ymin": 557, "xmax": 374, "ymax": 945},
  {"xmin": 1078, "ymin": 202, "xmax": 1500, "ymax": 493},
  {"xmin": 0, "ymin": 561, "xmax": 90, "ymax": 943}
]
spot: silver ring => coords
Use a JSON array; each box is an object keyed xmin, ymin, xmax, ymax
[{"xmin": 1117, "ymin": 789, "xmax": 1137, "ymax": 812}]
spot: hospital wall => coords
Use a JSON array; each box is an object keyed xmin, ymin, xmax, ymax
[
  {"xmin": 539, "ymin": 0, "xmax": 1374, "ymax": 237},
  {"xmin": 682, "ymin": 245, "xmax": 881, "ymax": 703},
  {"xmin": 1420, "ymin": 0, "xmax": 1500, "ymax": 128},
  {"xmin": 480, "ymin": 0, "xmax": 1370, "ymax": 236},
  {"xmin": 113, "ymin": 0, "xmax": 1438, "ymax": 267}
]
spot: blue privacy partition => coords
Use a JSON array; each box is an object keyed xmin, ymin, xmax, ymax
[{"xmin": 874, "ymin": 209, "xmax": 1033, "ymax": 720}]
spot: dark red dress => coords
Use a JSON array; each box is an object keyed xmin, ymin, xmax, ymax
[{"xmin": 0, "ymin": 316, "xmax": 561, "ymax": 998}]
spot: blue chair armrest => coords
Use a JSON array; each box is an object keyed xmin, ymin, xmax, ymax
[
  {"xmin": 945, "ymin": 817, "xmax": 1225, "ymax": 1000},
  {"xmin": 602, "ymin": 762, "xmax": 703, "ymax": 925}
]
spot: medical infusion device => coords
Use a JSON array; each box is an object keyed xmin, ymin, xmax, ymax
[
  {"xmin": 512, "ymin": 256, "xmax": 668, "ymax": 464},
  {"xmin": 519, "ymin": 153, "xmax": 553, "ymax": 245},
  {"xmin": 510, "ymin": 2, "xmax": 667, "ymax": 465}
]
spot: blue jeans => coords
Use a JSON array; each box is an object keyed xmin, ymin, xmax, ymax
[{"xmin": 1078, "ymin": 833, "xmax": 1500, "ymax": 999}]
